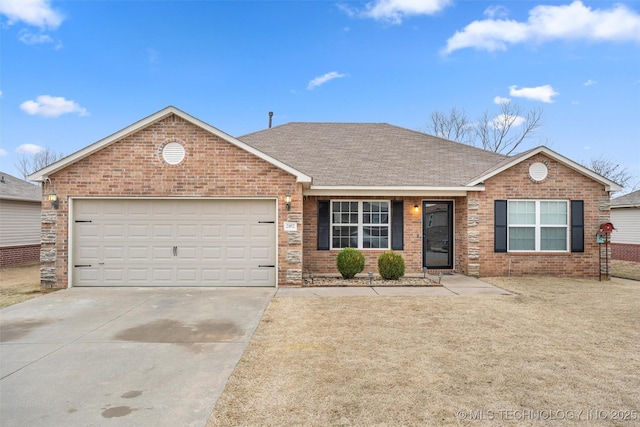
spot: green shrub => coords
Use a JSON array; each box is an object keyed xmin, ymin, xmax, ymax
[
  {"xmin": 336, "ymin": 248, "xmax": 365, "ymax": 279},
  {"xmin": 377, "ymin": 251, "xmax": 405, "ymax": 280}
]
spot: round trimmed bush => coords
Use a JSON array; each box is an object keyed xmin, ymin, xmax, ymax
[
  {"xmin": 377, "ymin": 251, "xmax": 405, "ymax": 280},
  {"xmin": 336, "ymin": 247, "xmax": 365, "ymax": 279}
]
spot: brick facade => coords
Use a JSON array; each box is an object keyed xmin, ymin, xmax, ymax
[
  {"xmin": 0, "ymin": 244, "xmax": 40, "ymax": 267},
  {"xmin": 612, "ymin": 243, "xmax": 640, "ymax": 262},
  {"xmin": 302, "ymin": 154, "xmax": 610, "ymax": 280},
  {"xmin": 39, "ymin": 112, "xmax": 614, "ymax": 287},
  {"xmin": 40, "ymin": 114, "xmax": 302, "ymax": 288},
  {"xmin": 472, "ymin": 154, "xmax": 610, "ymax": 279}
]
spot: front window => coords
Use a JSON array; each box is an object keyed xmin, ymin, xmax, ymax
[
  {"xmin": 508, "ymin": 200, "xmax": 568, "ymax": 251},
  {"xmin": 331, "ymin": 200, "xmax": 389, "ymax": 249}
]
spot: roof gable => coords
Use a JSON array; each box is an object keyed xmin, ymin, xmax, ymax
[
  {"xmin": 28, "ymin": 106, "xmax": 311, "ymax": 184},
  {"xmin": 466, "ymin": 146, "xmax": 622, "ymax": 191}
]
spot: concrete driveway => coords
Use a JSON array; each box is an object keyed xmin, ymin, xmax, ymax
[{"xmin": 0, "ymin": 287, "xmax": 274, "ymax": 427}]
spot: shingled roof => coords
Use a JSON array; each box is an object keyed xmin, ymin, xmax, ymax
[
  {"xmin": 611, "ymin": 189, "xmax": 640, "ymax": 208},
  {"xmin": 239, "ymin": 123, "xmax": 507, "ymax": 187},
  {"xmin": 0, "ymin": 172, "xmax": 41, "ymax": 202}
]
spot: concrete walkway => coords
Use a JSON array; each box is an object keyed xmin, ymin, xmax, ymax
[{"xmin": 276, "ymin": 274, "xmax": 513, "ymax": 297}]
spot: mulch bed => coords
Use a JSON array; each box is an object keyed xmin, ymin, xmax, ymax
[{"xmin": 303, "ymin": 276, "xmax": 444, "ymax": 287}]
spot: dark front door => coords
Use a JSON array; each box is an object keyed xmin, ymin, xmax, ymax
[{"xmin": 423, "ymin": 201, "xmax": 453, "ymax": 269}]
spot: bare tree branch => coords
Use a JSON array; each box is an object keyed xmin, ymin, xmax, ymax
[
  {"xmin": 584, "ymin": 156, "xmax": 638, "ymax": 192},
  {"xmin": 425, "ymin": 102, "xmax": 543, "ymax": 155},
  {"xmin": 15, "ymin": 148, "xmax": 65, "ymax": 181},
  {"xmin": 477, "ymin": 103, "xmax": 543, "ymax": 155},
  {"xmin": 425, "ymin": 107, "xmax": 474, "ymax": 146}
]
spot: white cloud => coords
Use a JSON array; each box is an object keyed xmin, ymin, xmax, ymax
[
  {"xmin": 344, "ymin": 0, "xmax": 452, "ymax": 24},
  {"xmin": 484, "ymin": 5, "xmax": 509, "ymax": 19},
  {"xmin": 509, "ymin": 85, "xmax": 559, "ymax": 103},
  {"xmin": 16, "ymin": 144, "xmax": 45, "ymax": 155},
  {"xmin": 442, "ymin": 1, "xmax": 640, "ymax": 55},
  {"xmin": 491, "ymin": 114, "xmax": 525, "ymax": 130},
  {"xmin": 0, "ymin": 148, "xmax": 7, "ymax": 157},
  {"xmin": 0, "ymin": 0, "xmax": 64, "ymax": 29},
  {"xmin": 20, "ymin": 95, "xmax": 88, "ymax": 117},
  {"xmin": 18, "ymin": 29, "xmax": 61, "ymax": 48},
  {"xmin": 307, "ymin": 71, "xmax": 347, "ymax": 90},
  {"xmin": 493, "ymin": 96, "xmax": 510, "ymax": 105},
  {"xmin": 584, "ymin": 79, "xmax": 597, "ymax": 86}
]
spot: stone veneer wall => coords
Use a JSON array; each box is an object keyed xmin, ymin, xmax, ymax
[{"xmin": 40, "ymin": 114, "xmax": 302, "ymax": 288}]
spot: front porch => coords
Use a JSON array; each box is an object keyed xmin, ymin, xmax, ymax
[{"xmin": 301, "ymin": 195, "xmax": 470, "ymax": 281}]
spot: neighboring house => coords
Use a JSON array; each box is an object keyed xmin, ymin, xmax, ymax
[
  {"xmin": 610, "ymin": 190, "xmax": 640, "ymax": 262},
  {"xmin": 0, "ymin": 172, "xmax": 42, "ymax": 267},
  {"xmin": 28, "ymin": 106, "xmax": 621, "ymax": 288}
]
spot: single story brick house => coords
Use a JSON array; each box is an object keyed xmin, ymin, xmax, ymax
[
  {"xmin": 0, "ymin": 172, "xmax": 42, "ymax": 267},
  {"xmin": 29, "ymin": 106, "xmax": 621, "ymax": 288},
  {"xmin": 610, "ymin": 190, "xmax": 640, "ymax": 262}
]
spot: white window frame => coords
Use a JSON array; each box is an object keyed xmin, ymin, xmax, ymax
[
  {"xmin": 507, "ymin": 200, "xmax": 570, "ymax": 252},
  {"xmin": 330, "ymin": 200, "xmax": 390, "ymax": 250}
]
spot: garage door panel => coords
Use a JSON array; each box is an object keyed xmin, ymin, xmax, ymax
[
  {"xmin": 226, "ymin": 247, "xmax": 248, "ymax": 261},
  {"xmin": 177, "ymin": 224, "xmax": 198, "ymax": 238},
  {"xmin": 78, "ymin": 223, "xmax": 100, "ymax": 238},
  {"xmin": 104, "ymin": 246, "xmax": 124, "ymax": 261},
  {"xmin": 226, "ymin": 269, "xmax": 248, "ymax": 282},
  {"xmin": 103, "ymin": 203, "xmax": 126, "ymax": 216},
  {"xmin": 152, "ymin": 224, "xmax": 173, "ymax": 238},
  {"xmin": 76, "ymin": 268, "xmax": 99, "ymax": 284},
  {"xmin": 128, "ymin": 246, "xmax": 150, "ymax": 261},
  {"xmin": 201, "ymin": 247, "xmax": 222, "ymax": 261},
  {"xmin": 250, "ymin": 225, "xmax": 272, "ymax": 239},
  {"xmin": 226, "ymin": 225, "xmax": 248, "ymax": 238},
  {"xmin": 152, "ymin": 246, "xmax": 174, "ymax": 261},
  {"xmin": 73, "ymin": 199, "xmax": 277, "ymax": 287},
  {"xmin": 202, "ymin": 268, "xmax": 222, "ymax": 282},
  {"xmin": 251, "ymin": 268, "xmax": 273, "ymax": 282},
  {"xmin": 104, "ymin": 269, "xmax": 124, "ymax": 281},
  {"xmin": 250, "ymin": 247, "xmax": 273, "ymax": 262},
  {"xmin": 153, "ymin": 268, "xmax": 174, "ymax": 282},
  {"xmin": 177, "ymin": 246, "xmax": 197, "ymax": 260},
  {"xmin": 202, "ymin": 224, "xmax": 222, "ymax": 238},
  {"xmin": 176, "ymin": 269, "xmax": 197, "ymax": 282},
  {"xmin": 76, "ymin": 246, "xmax": 100, "ymax": 262},
  {"xmin": 128, "ymin": 269, "xmax": 150, "ymax": 282}
]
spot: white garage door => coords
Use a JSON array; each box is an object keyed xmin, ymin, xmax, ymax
[{"xmin": 73, "ymin": 199, "xmax": 277, "ymax": 287}]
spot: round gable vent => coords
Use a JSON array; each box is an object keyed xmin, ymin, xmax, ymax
[
  {"xmin": 529, "ymin": 162, "xmax": 548, "ymax": 182},
  {"xmin": 162, "ymin": 142, "xmax": 185, "ymax": 165}
]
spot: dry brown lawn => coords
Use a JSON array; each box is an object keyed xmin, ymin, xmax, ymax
[
  {"xmin": 0, "ymin": 264, "xmax": 59, "ymax": 308},
  {"xmin": 208, "ymin": 277, "xmax": 639, "ymax": 426},
  {"xmin": 611, "ymin": 260, "xmax": 640, "ymax": 281}
]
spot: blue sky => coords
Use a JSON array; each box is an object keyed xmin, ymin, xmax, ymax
[{"xmin": 1, "ymin": 0, "xmax": 639, "ymax": 189}]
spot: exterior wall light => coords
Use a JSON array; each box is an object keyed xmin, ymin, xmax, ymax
[
  {"xmin": 48, "ymin": 191, "xmax": 59, "ymax": 209},
  {"xmin": 414, "ymin": 204, "xmax": 419, "ymax": 213},
  {"xmin": 285, "ymin": 192, "xmax": 291, "ymax": 211}
]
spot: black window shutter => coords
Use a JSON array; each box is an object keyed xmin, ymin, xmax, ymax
[
  {"xmin": 494, "ymin": 200, "xmax": 508, "ymax": 252},
  {"xmin": 391, "ymin": 201, "xmax": 404, "ymax": 250},
  {"xmin": 571, "ymin": 200, "xmax": 584, "ymax": 252},
  {"xmin": 317, "ymin": 200, "xmax": 330, "ymax": 250}
]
